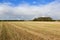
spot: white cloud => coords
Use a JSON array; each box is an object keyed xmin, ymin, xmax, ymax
[
  {"xmin": 0, "ymin": 0, "xmax": 60, "ymax": 20},
  {"xmin": 13, "ymin": 1, "xmax": 60, "ymax": 19},
  {"xmin": 0, "ymin": 3, "xmax": 12, "ymax": 15}
]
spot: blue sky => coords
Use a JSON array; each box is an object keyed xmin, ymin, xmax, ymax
[
  {"xmin": 0, "ymin": 0, "xmax": 60, "ymax": 20},
  {"xmin": 0, "ymin": 0, "xmax": 55, "ymax": 6}
]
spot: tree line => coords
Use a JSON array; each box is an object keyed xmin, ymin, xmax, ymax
[
  {"xmin": 33, "ymin": 17, "xmax": 60, "ymax": 21},
  {"xmin": 0, "ymin": 17, "xmax": 60, "ymax": 21}
]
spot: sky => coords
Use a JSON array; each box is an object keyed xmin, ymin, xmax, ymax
[{"xmin": 0, "ymin": 0, "xmax": 60, "ymax": 20}]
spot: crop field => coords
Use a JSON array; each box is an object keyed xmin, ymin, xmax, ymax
[{"xmin": 0, "ymin": 21, "xmax": 60, "ymax": 40}]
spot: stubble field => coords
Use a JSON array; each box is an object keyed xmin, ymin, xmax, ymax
[{"xmin": 0, "ymin": 21, "xmax": 60, "ymax": 40}]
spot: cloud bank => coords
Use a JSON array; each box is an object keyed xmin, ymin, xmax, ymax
[{"xmin": 0, "ymin": 0, "xmax": 60, "ymax": 20}]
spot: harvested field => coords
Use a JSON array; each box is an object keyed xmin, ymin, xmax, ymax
[{"xmin": 0, "ymin": 21, "xmax": 60, "ymax": 40}]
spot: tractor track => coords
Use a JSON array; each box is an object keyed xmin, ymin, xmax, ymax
[
  {"xmin": 0, "ymin": 22, "xmax": 60, "ymax": 40},
  {"xmin": 0, "ymin": 22, "xmax": 12, "ymax": 40}
]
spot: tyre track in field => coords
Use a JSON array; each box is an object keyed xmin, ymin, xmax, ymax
[
  {"xmin": 4, "ymin": 22, "xmax": 22, "ymax": 40},
  {"xmin": 1, "ymin": 22, "xmax": 60, "ymax": 40},
  {"xmin": 7, "ymin": 23, "xmax": 46, "ymax": 40},
  {"xmin": 3, "ymin": 22, "xmax": 46, "ymax": 40},
  {"xmin": 0, "ymin": 22, "xmax": 12, "ymax": 40},
  {"xmin": 7, "ymin": 23, "xmax": 50, "ymax": 40},
  {"xmin": 7, "ymin": 22, "xmax": 60, "ymax": 40},
  {"xmin": 0, "ymin": 22, "xmax": 3, "ymax": 40}
]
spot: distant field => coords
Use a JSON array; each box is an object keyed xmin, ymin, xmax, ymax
[{"xmin": 0, "ymin": 21, "xmax": 60, "ymax": 40}]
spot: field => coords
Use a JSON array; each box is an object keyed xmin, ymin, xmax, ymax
[{"xmin": 0, "ymin": 21, "xmax": 60, "ymax": 40}]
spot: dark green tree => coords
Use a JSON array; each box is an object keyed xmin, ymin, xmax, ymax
[{"xmin": 33, "ymin": 17, "xmax": 53, "ymax": 21}]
